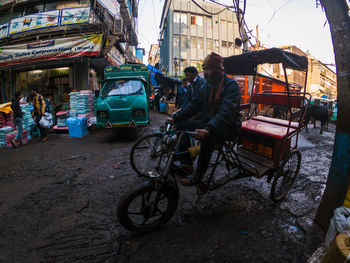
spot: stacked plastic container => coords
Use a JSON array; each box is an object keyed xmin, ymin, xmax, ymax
[
  {"xmin": 76, "ymin": 94, "xmax": 89, "ymax": 114},
  {"xmin": 67, "ymin": 116, "xmax": 88, "ymax": 138},
  {"xmin": 56, "ymin": 111, "xmax": 69, "ymax": 127},
  {"xmin": 20, "ymin": 104, "xmax": 35, "ymax": 132},
  {"xmin": 4, "ymin": 113, "xmax": 15, "ymax": 130},
  {"xmin": 69, "ymin": 92, "xmax": 80, "ymax": 111},
  {"xmin": 0, "ymin": 126, "xmax": 12, "ymax": 147}
]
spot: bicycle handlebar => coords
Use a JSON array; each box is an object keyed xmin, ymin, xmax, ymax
[{"xmin": 175, "ymin": 131, "xmax": 198, "ymax": 136}]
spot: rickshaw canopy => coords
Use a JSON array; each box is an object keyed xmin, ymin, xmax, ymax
[{"xmin": 224, "ymin": 48, "xmax": 308, "ymax": 75}]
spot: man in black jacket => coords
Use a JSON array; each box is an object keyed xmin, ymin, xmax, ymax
[
  {"xmin": 171, "ymin": 52, "xmax": 241, "ymax": 186},
  {"xmin": 184, "ymin": 66, "xmax": 206, "ymax": 101}
]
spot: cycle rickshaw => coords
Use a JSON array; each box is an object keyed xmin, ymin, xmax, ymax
[{"xmin": 118, "ymin": 48, "xmax": 311, "ymax": 233}]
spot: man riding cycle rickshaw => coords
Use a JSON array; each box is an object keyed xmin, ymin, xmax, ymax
[{"xmin": 168, "ymin": 52, "xmax": 242, "ymax": 186}]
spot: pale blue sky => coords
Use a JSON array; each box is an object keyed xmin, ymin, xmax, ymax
[{"xmin": 137, "ymin": 0, "xmax": 335, "ymax": 68}]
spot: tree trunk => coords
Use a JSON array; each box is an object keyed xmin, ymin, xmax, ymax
[{"xmin": 315, "ymin": 0, "xmax": 350, "ymax": 229}]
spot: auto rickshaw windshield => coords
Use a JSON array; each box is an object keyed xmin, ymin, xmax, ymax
[{"xmin": 101, "ymin": 79, "xmax": 145, "ymax": 97}]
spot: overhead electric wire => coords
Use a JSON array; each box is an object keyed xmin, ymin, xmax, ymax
[
  {"xmin": 190, "ymin": 0, "xmax": 234, "ymax": 15},
  {"xmin": 267, "ymin": 0, "xmax": 292, "ymax": 24}
]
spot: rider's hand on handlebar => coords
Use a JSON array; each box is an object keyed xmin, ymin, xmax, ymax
[
  {"xmin": 166, "ymin": 117, "xmax": 174, "ymax": 124},
  {"xmin": 194, "ymin": 129, "xmax": 209, "ymax": 140}
]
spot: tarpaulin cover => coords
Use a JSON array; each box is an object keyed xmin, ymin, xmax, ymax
[
  {"xmin": 0, "ymin": 102, "xmax": 13, "ymax": 114},
  {"xmin": 223, "ymin": 48, "xmax": 308, "ymax": 76},
  {"xmin": 147, "ymin": 64, "xmax": 162, "ymax": 86}
]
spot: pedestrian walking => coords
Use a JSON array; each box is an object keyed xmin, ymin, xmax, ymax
[
  {"xmin": 10, "ymin": 92, "xmax": 26, "ymax": 147},
  {"xmin": 31, "ymin": 87, "xmax": 48, "ymax": 142}
]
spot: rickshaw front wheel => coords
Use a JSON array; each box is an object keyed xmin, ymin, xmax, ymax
[{"xmin": 270, "ymin": 150, "xmax": 301, "ymax": 202}]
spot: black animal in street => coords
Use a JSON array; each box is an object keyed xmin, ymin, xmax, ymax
[
  {"xmin": 304, "ymin": 104, "xmax": 329, "ymax": 134},
  {"xmin": 272, "ymin": 105, "xmax": 288, "ymax": 119}
]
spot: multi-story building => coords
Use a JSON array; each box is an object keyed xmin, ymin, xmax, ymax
[
  {"xmin": 254, "ymin": 45, "xmax": 337, "ymax": 100},
  {"xmin": 0, "ymin": 0, "xmax": 139, "ymax": 103},
  {"xmin": 148, "ymin": 44, "xmax": 160, "ymax": 67},
  {"xmin": 159, "ymin": 0, "xmax": 242, "ymax": 75},
  {"xmin": 307, "ymin": 56, "xmax": 337, "ymax": 100}
]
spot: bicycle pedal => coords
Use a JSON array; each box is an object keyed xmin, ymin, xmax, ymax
[{"xmin": 147, "ymin": 171, "xmax": 160, "ymax": 178}]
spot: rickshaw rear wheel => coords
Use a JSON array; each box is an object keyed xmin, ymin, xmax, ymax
[{"xmin": 270, "ymin": 150, "xmax": 301, "ymax": 202}]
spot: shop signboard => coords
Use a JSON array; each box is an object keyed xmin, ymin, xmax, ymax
[
  {"xmin": 61, "ymin": 7, "xmax": 91, "ymax": 25},
  {"xmin": 9, "ymin": 10, "xmax": 60, "ymax": 35},
  {"xmin": 0, "ymin": 34, "xmax": 103, "ymax": 68},
  {"xmin": 0, "ymin": 0, "xmax": 13, "ymax": 7},
  {"xmin": 106, "ymin": 47, "xmax": 124, "ymax": 65},
  {"xmin": 97, "ymin": 0, "xmax": 120, "ymax": 18},
  {"xmin": 0, "ymin": 23, "xmax": 9, "ymax": 39}
]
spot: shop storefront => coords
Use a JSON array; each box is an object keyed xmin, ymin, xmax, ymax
[{"xmin": 0, "ymin": 33, "xmax": 105, "ymax": 104}]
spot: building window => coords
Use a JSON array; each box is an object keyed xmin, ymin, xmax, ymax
[
  {"xmin": 214, "ymin": 40, "xmax": 219, "ymax": 52},
  {"xmin": 197, "ymin": 37, "xmax": 204, "ymax": 49},
  {"xmin": 197, "ymin": 16, "xmax": 203, "ymax": 26},
  {"xmin": 222, "ymin": 41, "xmax": 227, "ymax": 48},
  {"xmin": 191, "ymin": 16, "xmax": 196, "ymax": 25},
  {"xmin": 181, "ymin": 37, "xmax": 188, "ymax": 49},
  {"xmin": 173, "ymin": 35, "xmax": 180, "ymax": 47},
  {"xmin": 44, "ymin": 2, "xmax": 57, "ymax": 11},
  {"xmin": 206, "ymin": 19, "xmax": 212, "ymax": 28},
  {"xmin": 207, "ymin": 39, "xmax": 213, "ymax": 51},
  {"xmin": 173, "ymin": 13, "xmax": 180, "ymax": 23},
  {"xmin": 190, "ymin": 15, "xmax": 203, "ymax": 26},
  {"xmin": 181, "ymin": 13, "xmax": 187, "ymax": 24},
  {"xmin": 191, "ymin": 37, "xmax": 197, "ymax": 48}
]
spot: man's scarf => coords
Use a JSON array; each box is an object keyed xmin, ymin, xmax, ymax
[{"xmin": 203, "ymin": 52, "xmax": 225, "ymax": 113}]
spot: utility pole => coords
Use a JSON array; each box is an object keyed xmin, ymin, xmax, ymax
[{"xmin": 315, "ymin": 0, "xmax": 350, "ymax": 229}]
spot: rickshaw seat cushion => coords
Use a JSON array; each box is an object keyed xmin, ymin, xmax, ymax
[
  {"xmin": 252, "ymin": 115, "xmax": 299, "ymax": 129},
  {"xmin": 240, "ymin": 119, "xmax": 297, "ymax": 140}
]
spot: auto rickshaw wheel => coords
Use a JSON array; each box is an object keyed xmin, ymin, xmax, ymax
[{"xmin": 270, "ymin": 150, "xmax": 301, "ymax": 202}]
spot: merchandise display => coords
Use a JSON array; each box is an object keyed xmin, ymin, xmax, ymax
[
  {"xmin": 5, "ymin": 129, "xmax": 28, "ymax": 147},
  {"xmin": 68, "ymin": 90, "xmax": 96, "ymax": 128},
  {"xmin": 0, "ymin": 112, "xmax": 15, "ymax": 130},
  {"xmin": 20, "ymin": 104, "xmax": 35, "ymax": 132},
  {"xmin": 0, "ymin": 126, "xmax": 12, "ymax": 147},
  {"xmin": 69, "ymin": 92, "xmax": 80, "ymax": 112},
  {"xmin": 55, "ymin": 111, "xmax": 69, "ymax": 129}
]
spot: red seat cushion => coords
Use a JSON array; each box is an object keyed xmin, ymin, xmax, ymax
[
  {"xmin": 241, "ymin": 119, "xmax": 297, "ymax": 140},
  {"xmin": 252, "ymin": 115, "xmax": 299, "ymax": 129}
]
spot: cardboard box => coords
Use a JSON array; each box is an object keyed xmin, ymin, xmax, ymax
[{"xmin": 166, "ymin": 103, "xmax": 176, "ymax": 115}]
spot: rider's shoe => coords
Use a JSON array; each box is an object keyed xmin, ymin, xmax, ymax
[{"xmin": 180, "ymin": 174, "xmax": 198, "ymax": 186}]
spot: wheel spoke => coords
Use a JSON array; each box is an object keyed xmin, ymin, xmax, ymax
[
  {"xmin": 128, "ymin": 211, "xmax": 143, "ymax": 215},
  {"xmin": 271, "ymin": 151, "xmax": 301, "ymax": 201},
  {"xmin": 136, "ymin": 146, "xmax": 150, "ymax": 150}
]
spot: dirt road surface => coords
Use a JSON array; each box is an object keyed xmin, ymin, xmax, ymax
[{"xmin": 0, "ymin": 112, "xmax": 334, "ymax": 262}]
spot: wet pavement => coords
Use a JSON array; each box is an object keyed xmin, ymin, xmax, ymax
[{"xmin": 0, "ymin": 112, "xmax": 335, "ymax": 262}]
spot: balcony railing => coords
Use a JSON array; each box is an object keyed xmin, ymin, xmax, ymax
[{"xmin": 0, "ymin": 5, "xmax": 125, "ymax": 41}]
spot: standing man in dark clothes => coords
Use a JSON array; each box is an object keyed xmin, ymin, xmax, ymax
[
  {"xmin": 184, "ymin": 66, "xmax": 206, "ymax": 101},
  {"xmin": 169, "ymin": 52, "xmax": 242, "ymax": 186},
  {"xmin": 31, "ymin": 87, "xmax": 48, "ymax": 142},
  {"xmin": 11, "ymin": 92, "xmax": 25, "ymax": 147},
  {"xmin": 175, "ymin": 78, "xmax": 191, "ymax": 109}
]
